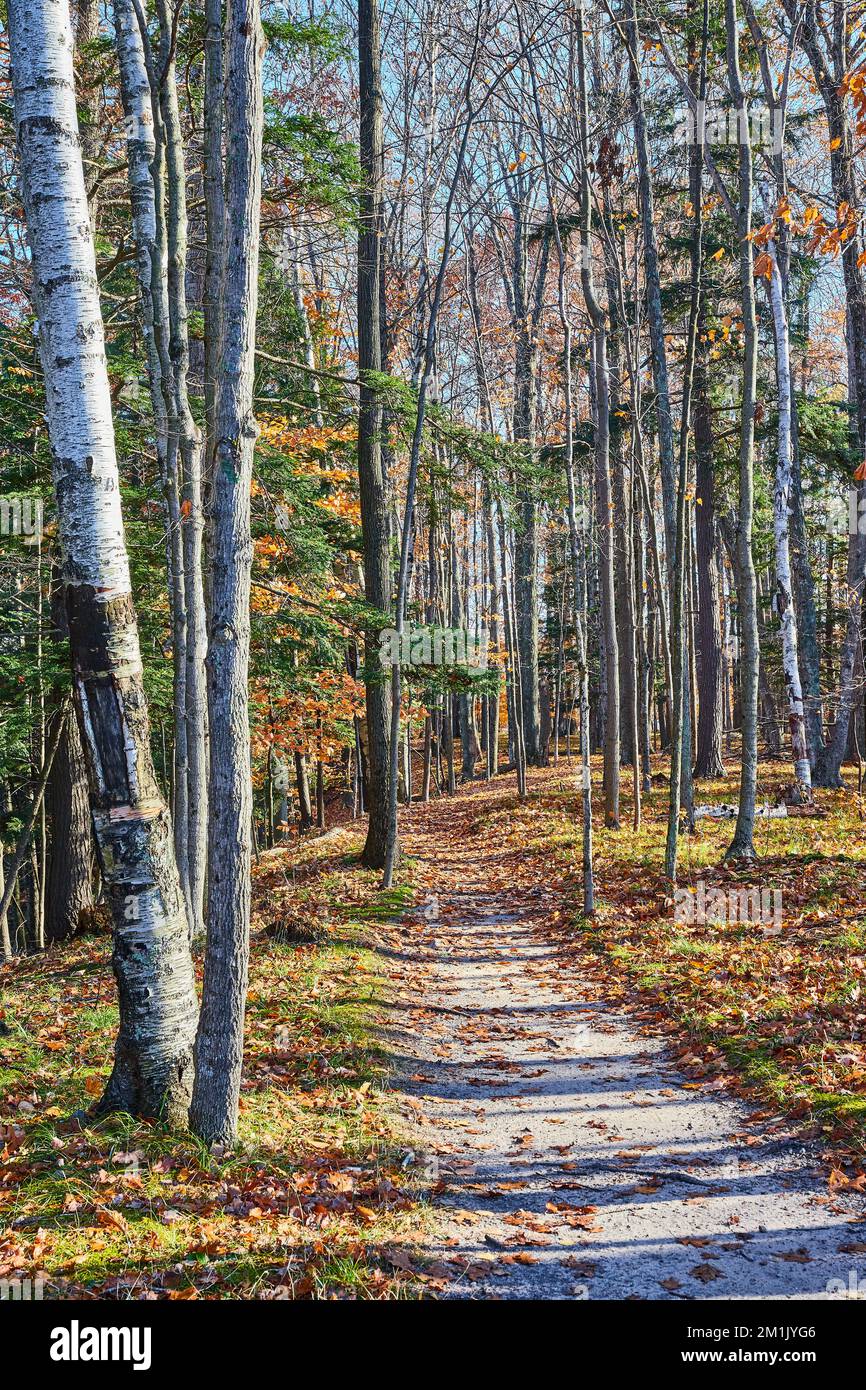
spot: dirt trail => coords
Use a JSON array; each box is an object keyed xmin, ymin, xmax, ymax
[{"xmin": 387, "ymin": 779, "xmax": 866, "ymax": 1301}]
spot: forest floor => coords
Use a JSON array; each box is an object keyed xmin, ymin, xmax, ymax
[
  {"xmin": 0, "ymin": 832, "xmax": 428, "ymax": 1300},
  {"xmin": 384, "ymin": 760, "xmax": 866, "ymax": 1300},
  {"xmin": 2, "ymin": 754, "xmax": 866, "ymax": 1299}
]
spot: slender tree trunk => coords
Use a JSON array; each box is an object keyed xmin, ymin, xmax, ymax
[
  {"xmin": 45, "ymin": 570, "xmax": 94, "ymax": 944},
  {"xmin": 9, "ymin": 0, "xmax": 199, "ymax": 1121},
  {"xmin": 513, "ymin": 327, "xmax": 543, "ymax": 767},
  {"xmin": 762, "ymin": 197, "xmax": 812, "ymax": 793},
  {"xmin": 725, "ymin": 0, "xmax": 760, "ymax": 858},
  {"xmin": 190, "ymin": 0, "xmax": 264, "ymax": 1146},
  {"xmin": 665, "ymin": 0, "xmax": 706, "ymax": 879},
  {"xmin": 45, "ymin": 702, "xmax": 94, "ymax": 944},
  {"xmin": 624, "ymin": 0, "xmax": 676, "ymax": 570},
  {"xmin": 381, "ymin": 25, "xmax": 481, "ymax": 884},
  {"xmin": 203, "ymin": 0, "xmax": 225, "ymax": 461},
  {"xmin": 113, "ymin": 0, "xmax": 207, "ymax": 937},
  {"xmin": 71, "ymin": 0, "xmax": 102, "ymax": 219},
  {"xmin": 790, "ymin": 398, "xmax": 824, "ymax": 769},
  {"xmin": 356, "ymin": 0, "xmax": 392, "ymax": 868},
  {"xmin": 635, "ymin": 491, "xmax": 653, "ymax": 792},
  {"xmin": 295, "ymin": 752, "xmax": 313, "ymax": 831},
  {"xmin": 576, "ymin": 10, "xmax": 619, "ymax": 826},
  {"xmin": 484, "ymin": 485, "xmax": 501, "ymax": 776},
  {"xmin": 154, "ymin": 0, "xmax": 208, "ymax": 936},
  {"xmin": 0, "ymin": 705, "xmax": 68, "ymax": 950},
  {"xmin": 693, "ymin": 329, "xmax": 726, "ymax": 779},
  {"xmin": 526, "ymin": 28, "xmax": 594, "ymax": 901},
  {"xmin": 0, "ymin": 835, "xmax": 10, "ymax": 963},
  {"xmin": 315, "ymin": 752, "xmax": 325, "ymax": 830},
  {"xmin": 787, "ymin": 0, "xmax": 866, "ymax": 785},
  {"xmin": 603, "ymin": 247, "xmax": 638, "ymax": 774}
]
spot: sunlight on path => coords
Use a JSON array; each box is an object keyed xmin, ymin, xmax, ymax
[{"xmin": 386, "ymin": 782, "xmax": 866, "ymax": 1301}]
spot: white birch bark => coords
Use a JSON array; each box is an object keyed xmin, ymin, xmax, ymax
[
  {"xmin": 112, "ymin": 0, "xmax": 207, "ymax": 935},
  {"xmin": 9, "ymin": 0, "xmax": 199, "ymax": 1122},
  {"xmin": 154, "ymin": 0, "xmax": 208, "ymax": 938},
  {"xmin": 761, "ymin": 192, "xmax": 812, "ymax": 793},
  {"xmin": 112, "ymin": 0, "xmax": 190, "ymax": 920}
]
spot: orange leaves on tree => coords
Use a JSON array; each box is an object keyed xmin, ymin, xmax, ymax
[
  {"xmin": 257, "ymin": 418, "xmax": 361, "ymax": 526},
  {"xmin": 841, "ymin": 67, "xmax": 866, "ymax": 136},
  {"xmin": 251, "ymin": 670, "xmax": 364, "ymax": 770}
]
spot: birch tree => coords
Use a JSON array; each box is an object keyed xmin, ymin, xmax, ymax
[
  {"xmin": 761, "ymin": 201, "xmax": 812, "ymax": 795},
  {"xmin": 112, "ymin": 0, "xmax": 208, "ymax": 936},
  {"xmin": 8, "ymin": 0, "xmax": 199, "ymax": 1122}
]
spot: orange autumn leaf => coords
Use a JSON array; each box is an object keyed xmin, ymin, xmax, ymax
[{"xmin": 97, "ymin": 1208, "xmax": 130, "ymax": 1233}]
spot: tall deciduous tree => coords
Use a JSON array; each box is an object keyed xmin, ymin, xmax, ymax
[
  {"xmin": 190, "ymin": 0, "xmax": 265, "ymax": 1146},
  {"xmin": 112, "ymin": 0, "xmax": 208, "ymax": 937},
  {"xmin": 357, "ymin": 0, "xmax": 392, "ymax": 869},
  {"xmin": 724, "ymin": 0, "xmax": 760, "ymax": 861},
  {"xmin": 575, "ymin": 0, "xmax": 619, "ymax": 829},
  {"xmin": 8, "ymin": 0, "xmax": 199, "ymax": 1121}
]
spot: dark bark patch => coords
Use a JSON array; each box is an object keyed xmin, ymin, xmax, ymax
[{"xmin": 66, "ymin": 585, "xmax": 136, "ymax": 677}]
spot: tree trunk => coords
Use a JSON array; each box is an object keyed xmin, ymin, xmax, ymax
[
  {"xmin": 190, "ymin": 0, "xmax": 264, "ymax": 1146},
  {"xmin": 527, "ymin": 17, "xmax": 595, "ymax": 909},
  {"xmin": 113, "ymin": 0, "xmax": 208, "ymax": 937},
  {"xmin": 45, "ymin": 702, "xmax": 94, "ymax": 944},
  {"xmin": 576, "ymin": 6, "xmax": 619, "ymax": 826},
  {"xmin": 603, "ymin": 249, "xmax": 638, "ymax": 773},
  {"xmin": 295, "ymin": 752, "xmax": 313, "ymax": 831},
  {"xmin": 357, "ymin": 0, "xmax": 392, "ymax": 869},
  {"xmin": 724, "ymin": 0, "xmax": 760, "ymax": 860},
  {"xmin": 44, "ymin": 570, "xmax": 94, "ymax": 945},
  {"xmin": 9, "ymin": 0, "xmax": 199, "ymax": 1122},
  {"xmin": 789, "ymin": 397, "xmax": 825, "ymax": 770},
  {"xmin": 665, "ymin": 0, "xmax": 706, "ymax": 879},
  {"xmin": 787, "ymin": 0, "xmax": 866, "ymax": 785},
  {"xmin": 154, "ymin": 0, "xmax": 208, "ymax": 937},
  {"xmin": 693, "ymin": 329, "xmax": 726, "ymax": 779},
  {"xmin": 762, "ymin": 197, "xmax": 812, "ymax": 792},
  {"xmin": 624, "ymin": 0, "xmax": 677, "ymax": 574},
  {"xmin": 513, "ymin": 328, "xmax": 543, "ymax": 766}
]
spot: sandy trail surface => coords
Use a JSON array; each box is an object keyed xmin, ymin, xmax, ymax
[{"xmin": 386, "ymin": 781, "xmax": 866, "ymax": 1300}]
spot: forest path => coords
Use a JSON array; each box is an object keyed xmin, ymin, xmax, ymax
[{"xmin": 386, "ymin": 772, "xmax": 866, "ymax": 1300}]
